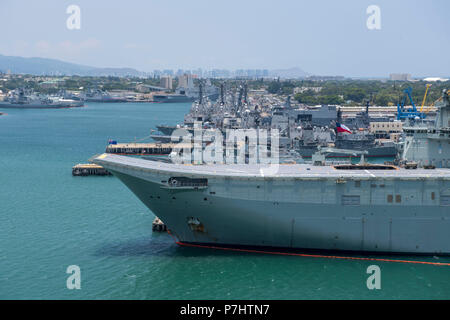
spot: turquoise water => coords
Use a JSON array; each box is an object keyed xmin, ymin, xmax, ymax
[{"xmin": 0, "ymin": 103, "xmax": 449, "ymax": 300}]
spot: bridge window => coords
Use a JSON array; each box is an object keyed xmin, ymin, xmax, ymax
[{"xmin": 387, "ymin": 194, "xmax": 393, "ymax": 203}]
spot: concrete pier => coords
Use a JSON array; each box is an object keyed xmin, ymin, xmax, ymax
[
  {"xmin": 106, "ymin": 142, "xmax": 191, "ymax": 155},
  {"xmin": 72, "ymin": 163, "xmax": 112, "ymax": 176},
  {"xmin": 152, "ymin": 217, "xmax": 167, "ymax": 232}
]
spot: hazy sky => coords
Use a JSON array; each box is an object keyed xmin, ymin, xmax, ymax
[{"xmin": 1, "ymin": 0, "xmax": 449, "ymax": 77}]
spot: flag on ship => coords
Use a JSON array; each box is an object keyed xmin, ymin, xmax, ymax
[{"xmin": 336, "ymin": 123, "xmax": 352, "ymax": 134}]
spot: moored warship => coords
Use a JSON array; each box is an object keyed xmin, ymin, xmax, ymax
[
  {"xmin": 154, "ymin": 86, "xmax": 400, "ymax": 159},
  {"xmin": 153, "ymin": 80, "xmax": 219, "ymax": 103},
  {"xmin": 80, "ymin": 88, "xmax": 127, "ymax": 103},
  {"xmin": 0, "ymin": 88, "xmax": 84, "ymax": 108},
  {"xmin": 93, "ymin": 90, "xmax": 450, "ymax": 254}
]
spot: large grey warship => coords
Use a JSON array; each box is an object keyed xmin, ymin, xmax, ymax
[
  {"xmin": 93, "ymin": 90, "xmax": 450, "ymax": 254},
  {"xmin": 153, "ymin": 80, "xmax": 219, "ymax": 103},
  {"xmin": 0, "ymin": 88, "xmax": 84, "ymax": 108},
  {"xmin": 80, "ymin": 89, "xmax": 127, "ymax": 103}
]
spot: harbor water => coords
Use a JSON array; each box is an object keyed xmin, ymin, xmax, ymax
[{"xmin": 0, "ymin": 103, "xmax": 449, "ymax": 299}]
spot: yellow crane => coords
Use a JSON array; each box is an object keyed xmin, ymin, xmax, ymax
[
  {"xmin": 424, "ymin": 96, "xmax": 442, "ymax": 113},
  {"xmin": 420, "ymin": 84, "xmax": 432, "ymax": 113}
]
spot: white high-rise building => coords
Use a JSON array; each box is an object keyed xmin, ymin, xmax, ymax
[
  {"xmin": 389, "ymin": 73, "xmax": 412, "ymax": 81},
  {"xmin": 177, "ymin": 74, "xmax": 194, "ymax": 88},
  {"xmin": 160, "ymin": 75, "xmax": 173, "ymax": 90}
]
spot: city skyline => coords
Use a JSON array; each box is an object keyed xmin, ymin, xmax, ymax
[{"xmin": 0, "ymin": 0, "xmax": 449, "ymax": 77}]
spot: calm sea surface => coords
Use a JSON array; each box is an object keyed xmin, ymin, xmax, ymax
[{"xmin": 0, "ymin": 102, "xmax": 449, "ymax": 299}]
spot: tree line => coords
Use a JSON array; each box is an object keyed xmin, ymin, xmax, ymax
[{"xmin": 266, "ymin": 79, "xmax": 449, "ymax": 106}]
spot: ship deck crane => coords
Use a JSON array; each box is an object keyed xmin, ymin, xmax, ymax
[
  {"xmin": 420, "ymin": 84, "xmax": 432, "ymax": 113},
  {"xmin": 423, "ymin": 95, "xmax": 444, "ymax": 114},
  {"xmin": 396, "ymin": 87, "xmax": 426, "ymax": 120}
]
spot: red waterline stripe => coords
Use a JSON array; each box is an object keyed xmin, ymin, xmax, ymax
[
  {"xmin": 107, "ymin": 153, "xmax": 170, "ymax": 156},
  {"xmin": 167, "ymin": 230, "xmax": 450, "ymax": 266},
  {"xmin": 302, "ymin": 154, "xmax": 395, "ymax": 158}
]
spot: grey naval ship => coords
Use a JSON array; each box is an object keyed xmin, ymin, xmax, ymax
[
  {"xmin": 93, "ymin": 90, "xmax": 450, "ymax": 255},
  {"xmin": 0, "ymin": 88, "xmax": 84, "ymax": 108},
  {"xmin": 153, "ymin": 80, "xmax": 219, "ymax": 103},
  {"xmin": 80, "ymin": 89, "xmax": 127, "ymax": 103}
]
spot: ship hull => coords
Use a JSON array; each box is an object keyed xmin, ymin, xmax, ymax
[
  {"xmin": 95, "ymin": 157, "xmax": 450, "ymax": 255},
  {"xmin": 150, "ymin": 135, "xmax": 173, "ymax": 143},
  {"xmin": 85, "ymin": 99, "xmax": 127, "ymax": 103},
  {"xmin": 156, "ymin": 125, "xmax": 177, "ymax": 136},
  {"xmin": 152, "ymin": 93, "xmax": 219, "ymax": 103},
  {"xmin": 298, "ymin": 145, "xmax": 397, "ymax": 158},
  {"xmin": 152, "ymin": 95, "xmax": 196, "ymax": 103},
  {"xmin": 0, "ymin": 102, "xmax": 84, "ymax": 108}
]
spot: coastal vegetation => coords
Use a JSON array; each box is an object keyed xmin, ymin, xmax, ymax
[
  {"xmin": 0, "ymin": 73, "xmax": 448, "ymax": 106},
  {"xmin": 267, "ymin": 79, "xmax": 449, "ymax": 106}
]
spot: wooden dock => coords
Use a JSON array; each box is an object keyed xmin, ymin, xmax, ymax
[{"xmin": 72, "ymin": 163, "xmax": 112, "ymax": 176}]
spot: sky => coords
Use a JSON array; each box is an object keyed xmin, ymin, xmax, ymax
[{"xmin": 0, "ymin": 0, "xmax": 449, "ymax": 77}]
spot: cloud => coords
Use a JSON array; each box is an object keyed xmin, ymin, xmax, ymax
[
  {"xmin": 0, "ymin": 40, "xmax": 30, "ymax": 56},
  {"xmin": 124, "ymin": 43, "xmax": 139, "ymax": 49},
  {"xmin": 19, "ymin": 38, "xmax": 103, "ymax": 61},
  {"xmin": 57, "ymin": 38, "xmax": 101, "ymax": 54},
  {"xmin": 35, "ymin": 40, "xmax": 51, "ymax": 53},
  {"xmin": 15, "ymin": 40, "xmax": 30, "ymax": 51}
]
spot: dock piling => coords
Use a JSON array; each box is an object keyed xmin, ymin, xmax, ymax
[{"xmin": 152, "ymin": 217, "xmax": 167, "ymax": 232}]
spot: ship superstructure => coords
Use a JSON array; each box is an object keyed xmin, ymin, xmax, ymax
[
  {"xmin": 80, "ymin": 89, "xmax": 127, "ymax": 103},
  {"xmin": 402, "ymin": 90, "xmax": 450, "ymax": 168},
  {"xmin": 153, "ymin": 80, "xmax": 219, "ymax": 103}
]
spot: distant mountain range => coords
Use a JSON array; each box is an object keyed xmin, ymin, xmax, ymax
[
  {"xmin": 0, "ymin": 54, "xmax": 310, "ymax": 78},
  {"xmin": 0, "ymin": 54, "xmax": 147, "ymax": 77},
  {"xmin": 269, "ymin": 67, "xmax": 309, "ymax": 79}
]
